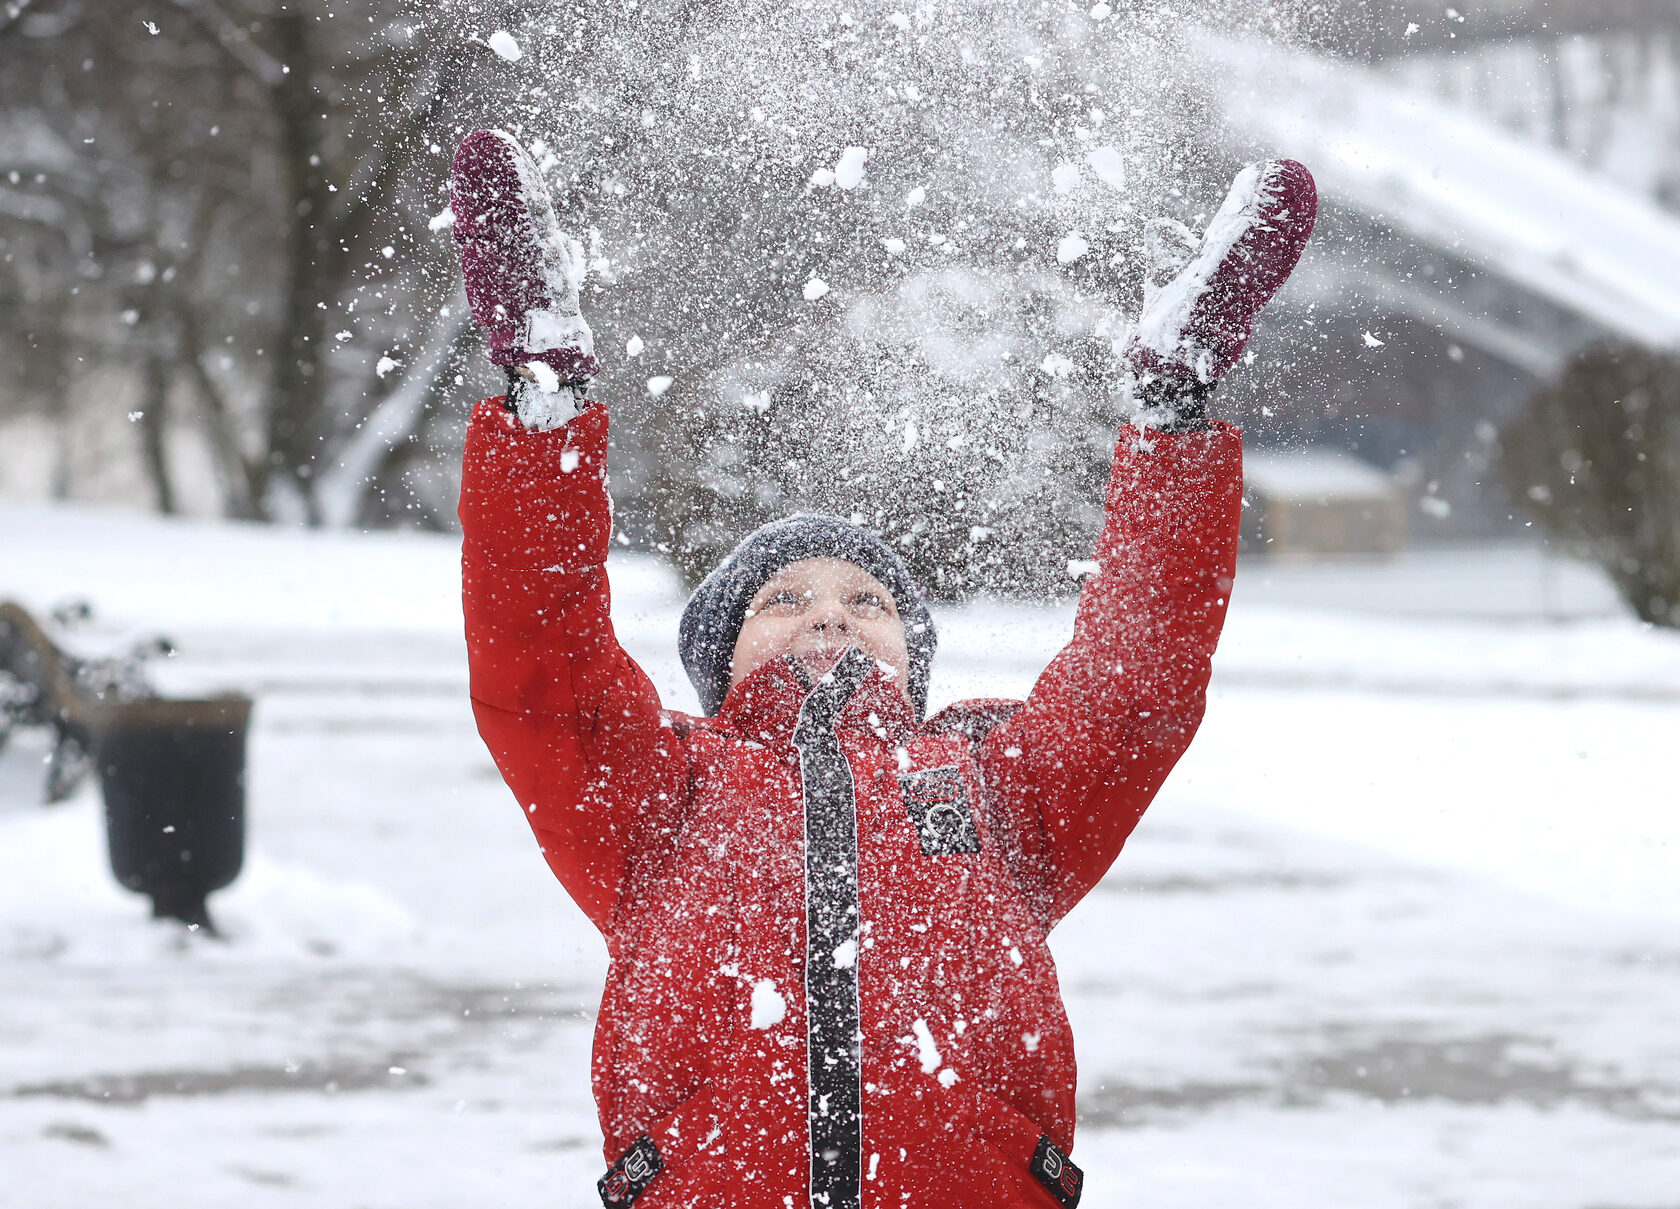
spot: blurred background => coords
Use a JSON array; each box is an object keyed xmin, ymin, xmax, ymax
[{"xmin": 2, "ymin": 1, "xmax": 1678, "ymax": 1206}]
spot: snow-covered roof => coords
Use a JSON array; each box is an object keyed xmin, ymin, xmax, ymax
[
  {"xmin": 1205, "ymin": 34, "xmax": 1680, "ymax": 349},
  {"xmin": 1243, "ymin": 449, "xmax": 1397, "ymax": 502}
]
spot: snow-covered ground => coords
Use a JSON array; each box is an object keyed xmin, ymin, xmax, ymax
[{"xmin": 3, "ymin": 501, "xmax": 1678, "ymax": 1208}]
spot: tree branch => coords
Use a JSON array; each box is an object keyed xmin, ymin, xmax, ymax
[
  {"xmin": 164, "ymin": 0, "xmax": 285, "ymax": 89},
  {"xmin": 325, "ymin": 44, "xmax": 469, "ymax": 247},
  {"xmin": 176, "ymin": 299, "xmax": 264, "ymax": 519},
  {"xmin": 0, "ymin": 190, "xmax": 93, "ymax": 260},
  {"xmin": 0, "ymin": 0, "xmax": 40, "ymax": 41},
  {"xmin": 314, "ymin": 305, "xmax": 471, "ymax": 528}
]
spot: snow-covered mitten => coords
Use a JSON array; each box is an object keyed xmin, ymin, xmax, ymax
[
  {"xmin": 1125, "ymin": 158, "xmax": 1317, "ymax": 433},
  {"xmin": 450, "ymin": 129, "xmax": 602, "ymax": 431}
]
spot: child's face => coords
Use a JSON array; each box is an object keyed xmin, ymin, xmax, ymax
[{"xmin": 730, "ymin": 558, "xmax": 910, "ymax": 696}]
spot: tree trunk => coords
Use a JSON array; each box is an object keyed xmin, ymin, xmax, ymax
[
  {"xmin": 139, "ymin": 353, "xmax": 176, "ymax": 515},
  {"xmin": 1545, "ymin": 40, "xmax": 1569, "ymax": 151},
  {"xmin": 265, "ymin": 8, "xmax": 331, "ymax": 524}
]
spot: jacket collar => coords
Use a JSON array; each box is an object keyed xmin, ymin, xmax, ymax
[{"xmin": 714, "ymin": 650, "xmax": 917, "ymax": 752}]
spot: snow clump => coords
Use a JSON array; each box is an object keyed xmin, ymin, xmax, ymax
[
  {"xmin": 910, "ymin": 1018, "xmax": 941, "ymax": 1073},
  {"xmin": 834, "ymin": 146, "xmax": 869, "ymax": 190},
  {"xmin": 1087, "ymin": 146, "xmax": 1127, "ymax": 192},
  {"xmin": 750, "ymin": 979, "xmax": 787, "ymax": 1029},
  {"xmin": 803, "ymin": 277, "xmax": 831, "ymax": 301},
  {"xmin": 1056, "ymin": 232, "xmax": 1090, "ymax": 264},
  {"xmin": 1135, "ymin": 160, "xmax": 1272, "ymax": 367},
  {"xmin": 487, "ymin": 31, "xmax": 522, "ymax": 61},
  {"xmin": 525, "ymin": 362, "xmax": 561, "ymax": 394}
]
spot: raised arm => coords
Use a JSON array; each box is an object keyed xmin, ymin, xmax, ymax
[
  {"xmin": 977, "ymin": 424, "xmax": 1241, "ymax": 926},
  {"xmin": 976, "ymin": 157, "xmax": 1315, "ymax": 926},
  {"xmin": 460, "ymin": 397, "xmax": 688, "ymax": 931}
]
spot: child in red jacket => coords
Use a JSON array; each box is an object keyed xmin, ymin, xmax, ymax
[{"xmin": 452, "ymin": 130, "xmax": 1314, "ymax": 1209}]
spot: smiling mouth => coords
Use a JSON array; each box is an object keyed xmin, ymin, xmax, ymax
[{"xmin": 794, "ymin": 646, "xmax": 851, "ymax": 675}]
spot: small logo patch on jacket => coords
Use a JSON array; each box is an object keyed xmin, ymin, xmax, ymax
[
  {"xmin": 1030, "ymin": 1135, "xmax": 1084, "ymax": 1208},
  {"xmin": 598, "ymin": 1135, "xmax": 662, "ymax": 1206},
  {"xmin": 897, "ymin": 766, "xmax": 981, "ymax": 856}
]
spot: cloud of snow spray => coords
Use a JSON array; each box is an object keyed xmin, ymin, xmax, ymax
[{"xmin": 414, "ymin": 0, "xmax": 1322, "ymax": 592}]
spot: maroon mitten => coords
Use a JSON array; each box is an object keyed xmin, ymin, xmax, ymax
[
  {"xmin": 1126, "ymin": 158, "xmax": 1317, "ymax": 430},
  {"xmin": 450, "ymin": 130, "xmax": 601, "ymax": 394}
]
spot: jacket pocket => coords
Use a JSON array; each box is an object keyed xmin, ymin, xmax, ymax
[{"xmin": 898, "ymin": 765, "xmax": 983, "ymax": 855}]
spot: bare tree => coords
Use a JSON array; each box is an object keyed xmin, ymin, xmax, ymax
[{"xmin": 0, "ymin": 0, "xmax": 475, "ymax": 524}]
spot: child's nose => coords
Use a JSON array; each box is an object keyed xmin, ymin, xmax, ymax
[{"xmin": 808, "ymin": 599, "xmax": 850, "ymax": 633}]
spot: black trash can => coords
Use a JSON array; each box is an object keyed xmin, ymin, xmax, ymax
[{"xmin": 96, "ymin": 695, "xmax": 252, "ymax": 933}]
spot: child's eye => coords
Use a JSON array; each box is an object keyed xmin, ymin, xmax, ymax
[
  {"xmin": 758, "ymin": 589, "xmax": 802, "ymax": 612},
  {"xmin": 849, "ymin": 593, "xmax": 889, "ymax": 615}
]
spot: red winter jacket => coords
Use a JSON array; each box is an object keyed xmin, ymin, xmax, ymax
[{"xmin": 460, "ymin": 396, "xmax": 1242, "ymax": 1209}]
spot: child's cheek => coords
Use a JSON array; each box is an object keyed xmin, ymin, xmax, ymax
[{"xmin": 730, "ymin": 618, "xmax": 790, "ymax": 680}]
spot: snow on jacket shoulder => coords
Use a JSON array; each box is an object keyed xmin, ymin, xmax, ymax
[{"xmin": 460, "ymin": 395, "xmax": 1242, "ymax": 1209}]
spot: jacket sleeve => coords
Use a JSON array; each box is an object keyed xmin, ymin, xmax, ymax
[
  {"xmin": 977, "ymin": 422, "xmax": 1242, "ymax": 927},
  {"xmin": 459, "ymin": 396, "xmax": 689, "ymax": 933}
]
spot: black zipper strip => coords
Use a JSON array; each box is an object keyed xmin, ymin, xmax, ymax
[{"xmin": 791, "ymin": 648, "xmax": 872, "ymax": 1209}]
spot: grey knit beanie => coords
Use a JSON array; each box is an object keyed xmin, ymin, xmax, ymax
[{"xmin": 679, "ymin": 514, "xmax": 937, "ymax": 718}]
